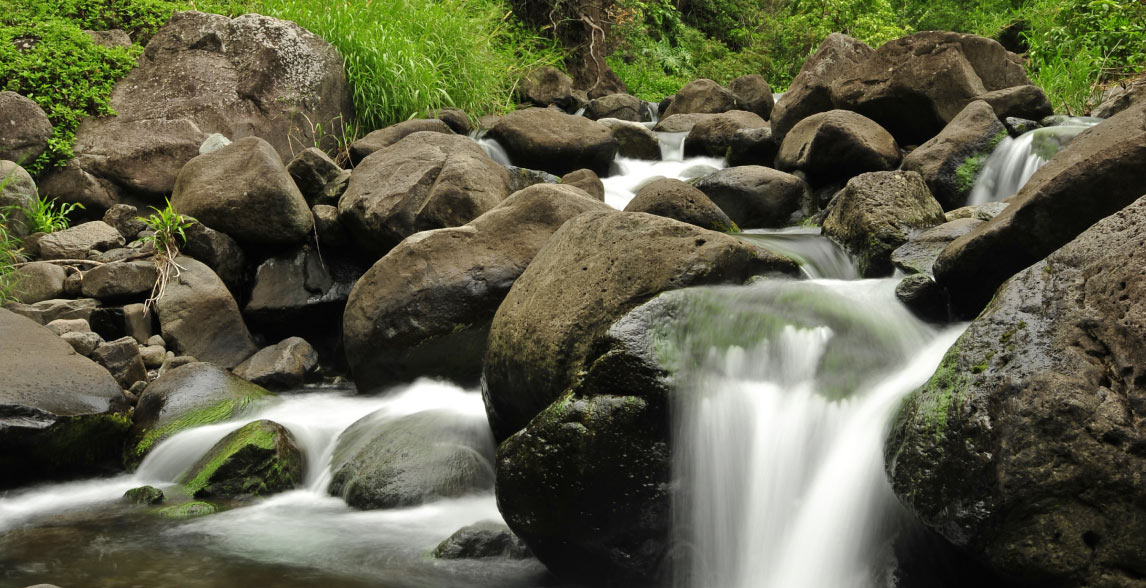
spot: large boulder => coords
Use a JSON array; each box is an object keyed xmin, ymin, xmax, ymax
[
  {"xmin": 348, "ymin": 119, "xmax": 453, "ymax": 165},
  {"xmin": 155, "ymin": 256, "xmax": 257, "ymax": 369},
  {"xmin": 328, "ymin": 409, "xmax": 495, "ymax": 509},
  {"xmin": 343, "ymin": 184, "xmax": 609, "ymax": 391},
  {"xmin": 776, "ymin": 109, "xmax": 901, "ymax": 186},
  {"xmin": 181, "ymin": 419, "xmax": 304, "ymax": 498},
  {"xmin": 624, "ymin": 178, "xmax": 736, "ymax": 232},
  {"xmin": 770, "ymin": 33, "xmax": 873, "ymax": 143},
  {"xmin": 487, "ymin": 108, "xmax": 618, "ymax": 176},
  {"xmin": 338, "ymin": 132, "xmax": 511, "ymax": 256},
  {"xmin": 596, "ymin": 118, "xmax": 660, "ymax": 160},
  {"xmin": 49, "ymin": 11, "xmax": 351, "ymax": 210},
  {"xmin": 662, "ymin": 79, "xmax": 737, "ymax": 118},
  {"xmin": 585, "ymin": 93, "xmax": 644, "ymax": 122},
  {"xmin": 886, "ymin": 195, "xmax": 1146, "ymax": 588},
  {"xmin": 692, "ymin": 166, "xmax": 809, "ymax": 229},
  {"xmin": 482, "ymin": 210, "xmax": 800, "ymax": 441},
  {"xmin": 831, "ymin": 31, "xmax": 1035, "ymax": 145},
  {"xmin": 934, "ymin": 100, "xmax": 1146, "ymax": 318},
  {"xmin": 9, "ymin": 262, "xmax": 67, "ymax": 304},
  {"xmin": 901, "ymin": 101, "xmax": 1008, "ymax": 210},
  {"xmin": 233, "ymin": 337, "xmax": 319, "ymax": 390},
  {"xmin": 726, "ymin": 127, "xmax": 778, "ymax": 167},
  {"xmin": 822, "ymin": 171, "xmax": 946, "ymax": 277},
  {"xmin": 728, "ymin": 75, "xmax": 774, "ymax": 120},
  {"xmin": 172, "ymin": 136, "xmax": 313, "ymax": 246},
  {"xmin": 0, "ymin": 309, "xmax": 129, "ymax": 489},
  {"xmin": 37, "ymin": 221, "xmax": 124, "ymax": 260},
  {"xmin": 243, "ymin": 245, "xmax": 359, "ymax": 325},
  {"xmin": 684, "ymin": 110, "xmax": 768, "ymax": 158},
  {"xmin": 0, "ymin": 92, "xmax": 53, "ymax": 164},
  {"xmin": 130, "ymin": 363, "xmax": 271, "ymax": 466},
  {"xmin": 0, "ymin": 161, "xmax": 36, "ymax": 239}
]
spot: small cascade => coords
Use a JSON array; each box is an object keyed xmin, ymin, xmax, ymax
[
  {"xmin": 737, "ymin": 228, "xmax": 859, "ymax": 280},
  {"xmin": 467, "ymin": 130, "xmax": 512, "ymax": 167},
  {"xmin": 657, "ymin": 131, "xmax": 689, "ymax": 161},
  {"xmin": 668, "ymin": 279, "xmax": 965, "ymax": 588},
  {"xmin": 601, "ymin": 153, "xmax": 724, "ymax": 209},
  {"xmin": 968, "ymin": 120, "xmax": 1099, "ymax": 205},
  {"xmin": 572, "ymin": 106, "xmax": 587, "ymax": 117}
]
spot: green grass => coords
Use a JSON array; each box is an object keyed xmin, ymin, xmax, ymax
[{"xmin": 0, "ymin": 169, "xmax": 27, "ymax": 304}]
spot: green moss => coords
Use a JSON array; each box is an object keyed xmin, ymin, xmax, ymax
[
  {"xmin": 911, "ymin": 341, "xmax": 967, "ymax": 437},
  {"xmin": 124, "ymin": 485, "xmax": 165, "ymax": 505},
  {"xmin": 955, "ymin": 153, "xmax": 988, "ymax": 193},
  {"xmin": 999, "ymin": 320, "xmax": 1026, "ymax": 346},
  {"xmin": 132, "ymin": 395, "xmax": 260, "ymax": 462},
  {"xmin": 158, "ymin": 500, "xmax": 217, "ymax": 519},
  {"xmin": 39, "ymin": 412, "xmax": 132, "ymax": 469},
  {"xmin": 183, "ymin": 421, "xmax": 278, "ymax": 495}
]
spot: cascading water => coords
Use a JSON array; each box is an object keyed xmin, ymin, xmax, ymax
[
  {"xmin": 467, "ymin": 129, "xmax": 512, "ymax": 166},
  {"xmin": 666, "ymin": 276, "xmax": 965, "ymax": 588},
  {"xmin": 737, "ymin": 228, "xmax": 859, "ymax": 280},
  {"xmin": 968, "ymin": 118, "xmax": 1100, "ymax": 205}
]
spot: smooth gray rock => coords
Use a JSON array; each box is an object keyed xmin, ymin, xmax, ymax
[
  {"xmin": 0, "ymin": 92, "xmax": 53, "ymax": 164},
  {"xmin": 233, "ymin": 337, "xmax": 319, "ymax": 390},
  {"xmin": 37, "ymin": 221, "xmax": 125, "ymax": 260},
  {"xmin": 10, "ymin": 262, "xmax": 67, "ymax": 304},
  {"xmin": 155, "ymin": 256, "xmax": 256, "ymax": 369}
]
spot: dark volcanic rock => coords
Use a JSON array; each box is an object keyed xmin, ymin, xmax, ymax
[
  {"xmin": 433, "ymin": 521, "xmax": 532, "ymax": 559},
  {"xmin": 776, "ymin": 110, "xmax": 901, "ymax": 186},
  {"xmin": 770, "ymin": 33, "xmax": 873, "ymax": 143},
  {"xmin": 728, "ymin": 75, "xmax": 774, "ymax": 120},
  {"xmin": 624, "ymin": 177, "xmax": 736, "ymax": 232},
  {"xmin": 348, "ymin": 119, "xmax": 453, "ymax": 165},
  {"xmin": 662, "ymin": 79, "xmax": 737, "ymax": 117},
  {"xmin": 692, "ymin": 166, "xmax": 809, "ymax": 229},
  {"xmin": 901, "ymin": 101, "xmax": 1008, "ymax": 210},
  {"xmin": 0, "ymin": 91, "xmax": 53, "ymax": 164},
  {"xmin": 684, "ymin": 110, "xmax": 768, "ymax": 158},
  {"xmin": 155, "ymin": 256, "xmax": 257, "ymax": 369},
  {"xmin": 181, "ymin": 419, "xmax": 303, "ymax": 498},
  {"xmin": 488, "ymin": 108, "xmax": 618, "ymax": 176}
]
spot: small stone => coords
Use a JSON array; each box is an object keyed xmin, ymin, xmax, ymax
[
  {"xmin": 124, "ymin": 485, "xmax": 166, "ymax": 505},
  {"xmin": 123, "ymin": 303, "xmax": 153, "ymax": 344},
  {"xmin": 147, "ymin": 334, "xmax": 166, "ymax": 347},
  {"xmin": 60, "ymin": 330, "xmax": 103, "ymax": 356},
  {"xmin": 103, "ymin": 204, "xmax": 147, "ymax": 241},
  {"xmin": 140, "ymin": 344, "xmax": 167, "ymax": 369},
  {"xmin": 128, "ymin": 380, "xmax": 149, "ymax": 396},
  {"xmin": 46, "ymin": 318, "xmax": 92, "ymax": 336},
  {"xmin": 158, "ymin": 355, "xmax": 197, "ymax": 376},
  {"xmin": 199, "ymin": 133, "xmax": 232, "ymax": 155}
]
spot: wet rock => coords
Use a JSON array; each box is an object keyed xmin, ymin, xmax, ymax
[
  {"xmin": 653, "ymin": 113, "xmax": 712, "ymax": 133},
  {"xmin": 338, "ymin": 132, "xmax": 511, "ymax": 256},
  {"xmin": 1003, "ymin": 116, "xmax": 1039, "ymax": 136},
  {"xmin": 596, "ymin": 118, "xmax": 660, "ymax": 160},
  {"xmin": 180, "ymin": 221, "xmax": 245, "ymax": 293},
  {"xmin": 80, "ymin": 260, "xmax": 158, "ymax": 301},
  {"xmin": 482, "ymin": 210, "xmax": 800, "ymax": 441},
  {"xmin": 329, "ymin": 410, "xmax": 495, "ymax": 509},
  {"xmin": 663, "ymin": 79, "xmax": 737, "ymax": 117},
  {"xmin": 172, "ymin": 136, "xmax": 313, "ymax": 246},
  {"xmin": 348, "ymin": 119, "xmax": 454, "ymax": 165},
  {"xmin": 684, "ymin": 110, "xmax": 768, "ymax": 158},
  {"xmin": 895, "ymin": 274, "xmax": 948, "ymax": 323},
  {"xmin": 944, "ymin": 201, "xmax": 1009, "ymax": 222},
  {"xmin": 771, "ymin": 33, "xmax": 873, "ymax": 143},
  {"xmin": 1092, "ymin": 76, "xmax": 1146, "ymax": 119},
  {"xmin": 693, "ymin": 166, "xmax": 809, "ymax": 229},
  {"xmin": 822, "ymin": 171, "xmax": 945, "ymax": 277},
  {"xmin": 776, "ymin": 110, "xmax": 901, "ymax": 186},
  {"xmin": 181, "ymin": 419, "xmax": 303, "ymax": 498},
  {"xmin": 887, "ymin": 195, "xmax": 1146, "ymax": 587},
  {"xmin": 233, "ymin": 337, "xmax": 319, "ymax": 390},
  {"xmin": 726, "ymin": 126, "xmax": 778, "ymax": 167},
  {"xmin": 0, "ymin": 309, "xmax": 129, "ymax": 489},
  {"xmin": 977, "ymin": 85, "xmax": 1053, "ymax": 122},
  {"xmin": 624, "ymin": 177, "xmax": 736, "ymax": 232},
  {"xmin": 124, "ymin": 485, "xmax": 166, "ymax": 505},
  {"xmin": 244, "ymin": 245, "xmax": 359, "ymax": 323},
  {"xmin": 433, "ymin": 521, "xmax": 532, "ymax": 559},
  {"xmin": 901, "ymin": 101, "xmax": 1008, "ymax": 210},
  {"xmin": 891, "ymin": 218, "xmax": 984, "ymax": 275},
  {"xmin": 130, "ymin": 363, "xmax": 270, "ymax": 466},
  {"xmin": 343, "ymin": 184, "xmax": 608, "ymax": 390},
  {"xmin": 155, "ymin": 256, "xmax": 257, "ymax": 369},
  {"xmin": 92, "ymin": 336, "xmax": 148, "ymax": 389},
  {"xmin": 37, "ymin": 221, "xmax": 125, "ymax": 260},
  {"xmin": 934, "ymin": 100, "xmax": 1146, "ymax": 318},
  {"xmin": 560, "ymin": 169, "xmax": 604, "ymax": 201},
  {"xmin": 10, "ymin": 262, "xmax": 67, "ymax": 304},
  {"xmin": 0, "ymin": 92, "xmax": 53, "ymax": 164},
  {"xmin": 488, "ymin": 108, "xmax": 618, "ymax": 176}
]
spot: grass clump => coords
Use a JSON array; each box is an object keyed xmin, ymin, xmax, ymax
[
  {"xmin": 25, "ymin": 196, "xmax": 84, "ymax": 234},
  {"xmin": 135, "ymin": 198, "xmax": 194, "ymax": 312}
]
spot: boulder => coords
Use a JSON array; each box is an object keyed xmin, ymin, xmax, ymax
[
  {"xmin": 36, "ymin": 160, "xmax": 119, "ymax": 212},
  {"xmin": 596, "ymin": 118, "xmax": 660, "ymax": 160},
  {"xmin": 140, "ymin": 344, "xmax": 166, "ymax": 369},
  {"xmin": 831, "ymin": 31, "xmax": 1033, "ymax": 145},
  {"xmin": 348, "ymin": 119, "xmax": 453, "ymax": 165},
  {"xmin": 684, "ymin": 110, "xmax": 768, "ymax": 158},
  {"xmin": 180, "ymin": 221, "xmax": 245, "ymax": 293},
  {"xmin": 343, "ymin": 184, "xmax": 609, "ymax": 390},
  {"xmin": 560, "ymin": 169, "xmax": 604, "ymax": 200},
  {"xmin": 693, "ymin": 166, "xmax": 809, "ymax": 229},
  {"xmin": 934, "ymin": 100, "xmax": 1146, "ymax": 318},
  {"xmin": 286, "ymin": 147, "xmax": 344, "ymax": 204},
  {"xmin": 886, "ymin": 195, "xmax": 1146, "ymax": 587},
  {"xmin": 901, "ymin": 101, "xmax": 1008, "ymax": 210},
  {"xmin": 482, "ymin": 210, "xmax": 799, "ymax": 440},
  {"xmin": 243, "ymin": 245, "xmax": 360, "ymax": 324},
  {"xmin": 46, "ymin": 318, "xmax": 92, "ymax": 336},
  {"xmin": 978, "ymin": 85, "xmax": 1053, "ymax": 122},
  {"xmin": 585, "ymin": 93, "xmax": 643, "ymax": 121},
  {"xmin": 233, "ymin": 337, "xmax": 319, "ymax": 390},
  {"xmin": 181, "ymin": 419, "xmax": 303, "ymax": 498},
  {"xmin": 431, "ymin": 108, "xmax": 472, "ymax": 135},
  {"xmin": 61, "ymin": 330, "xmax": 103, "ymax": 356},
  {"xmin": 726, "ymin": 126, "xmax": 778, "ymax": 167},
  {"xmin": 53, "ymin": 11, "xmax": 351, "ymax": 209},
  {"xmin": 624, "ymin": 178, "xmax": 736, "ymax": 232},
  {"xmin": 1092, "ymin": 76, "xmax": 1146, "ymax": 119},
  {"xmin": 822, "ymin": 171, "xmax": 946, "ymax": 277},
  {"xmin": 728, "ymin": 75, "xmax": 774, "ymax": 119},
  {"xmin": 770, "ymin": 33, "xmax": 873, "ymax": 143},
  {"xmin": 199, "ymin": 132, "xmax": 231, "ymax": 154},
  {"xmin": 653, "ymin": 113, "xmax": 712, "ymax": 133},
  {"xmin": 662, "ymin": 79, "xmax": 737, "ymax": 117},
  {"xmin": 0, "ymin": 92, "xmax": 53, "ymax": 164},
  {"xmin": 895, "ymin": 274, "xmax": 948, "ymax": 323},
  {"xmin": 891, "ymin": 218, "xmax": 984, "ymax": 276},
  {"xmin": 102, "ymin": 204, "xmax": 148, "ymax": 241},
  {"xmin": 433, "ymin": 522, "xmax": 532, "ymax": 559},
  {"xmin": 0, "ymin": 161, "xmax": 36, "ymax": 239},
  {"xmin": 776, "ymin": 110, "xmax": 901, "ymax": 186},
  {"xmin": 10, "ymin": 262, "xmax": 67, "ymax": 304},
  {"xmin": 338, "ymin": 132, "xmax": 511, "ymax": 256},
  {"xmin": 37, "ymin": 221, "xmax": 124, "ymax": 260},
  {"xmin": 91, "ymin": 336, "xmax": 148, "ymax": 389},
  {"xmin": 488, "ymin": 108, "xmax": 618, "ymax": 176},
  {"xmin": 518, "ymin": 66, "xmax": 577, "ymax": 110},
  {"xmin": 124, "ymin": 485, "xmax": 165, "ymax": 505},
  {"xmin": 130, "ymin": 362, "xmax": 271, "ymax": 465},
  {"xmin": 80, "ymin": 260, "xmax": 158, "ymax": 301},
  {"xmin": 328, "ymin": 409, "xmax": 495, "ymax": 509},
  {"xmin": 0, "ymin": 308, "xmax": 129, "ymax": 489},
  {"xmin": 2, "ymin": 298, "xmax": 100, "ymax": 325},
  {"xmin": 172, "ymin": 136, "xmax": 314, "ymax": 246},
  {"xmin": 155, "ymin": 256, "xmax": 257, "ymax": 369},
  {"xmin": 312, "ymin": 204, "xmax": 352, "ymax": 249}
]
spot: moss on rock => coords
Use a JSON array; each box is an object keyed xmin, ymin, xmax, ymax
[{"xmin": 180, "ymin": 419, "xmax": 304, "ymax": 498}]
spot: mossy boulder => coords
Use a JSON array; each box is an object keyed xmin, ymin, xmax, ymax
[
  {"xmin": 0, "ymin": 308, "xmax": 130, "ymax": 489},
  {"xmin": 328, "ymin": 409, "xmax": 495, "ymax": 509},
  {"xmin": 181, "ymin": 419, "xmax": 303, "ymax": 498},
  {"xmin": 124, "ymin": 485, "xmax": 165, "ymax": 505},
  {"xmin": 158, "ymin": 500, "xmax": 219, "ymax": 519},
  {"xmin": 432, "ymin": 521, "xmax": 532, "ymax": 559},
  {"xmin": 901, "ymin": 101, "xmax": 1008, "ymax": 210},
  {"xmin": 129, "ymin": 363, "xmax": 272, "ymax": 468},
  {"xmin": 888, "ymin": 194, "xmax": 1146, "ymax": 587}
]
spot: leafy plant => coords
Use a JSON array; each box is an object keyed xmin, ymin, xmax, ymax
[
  {"xmin": 135, "ymin": 198, "xmax": 195, "ymax": 311},
  {"xmin": 24, "ymin": 196, "xmax": 84, "ymax": 234}
]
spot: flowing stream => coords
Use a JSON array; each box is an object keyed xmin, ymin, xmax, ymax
[{"xmin": 968, "ymin": 117, "xmax": 1100, "ymax": 205}]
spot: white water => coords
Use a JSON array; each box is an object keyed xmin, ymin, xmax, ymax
[
  {"xmin": 968, "ymin": 121, "xmax": 1098, "ymax": 205},
  {"xmin": 674, "ymin": 278, "xmax": 965, "ymax": 588},
  {"xmin": 738, "ymin": 228, "xmax": 859, "ymax": 280}
]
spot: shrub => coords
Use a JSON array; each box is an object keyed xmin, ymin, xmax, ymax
[{"xmin": 135, "ymin": 198, "xmax": 194, "ymax": 311}]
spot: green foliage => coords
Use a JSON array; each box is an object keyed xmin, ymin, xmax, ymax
[
  {"xmin": 136, "ymin": 198, "xmax": 194, "ymax": 258},
  {"xmin": 0, "ymin": 171, "xmax": 24, "ymax": 305},
  {"xmin": 25, "ymin": 196, "xmax": 84, "ymax": 234}
]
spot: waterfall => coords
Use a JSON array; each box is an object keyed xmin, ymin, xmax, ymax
[
  {"xmin": 738, "ymin": 228, "xmax": 859, "ymax": 280},
  {"xmin": 968, "ymin": 119, "xmax": 1099, "ymax": 205},
  {"xmin": 669, "ymin": 277, "xmax": 966, "ymax": 588}
]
